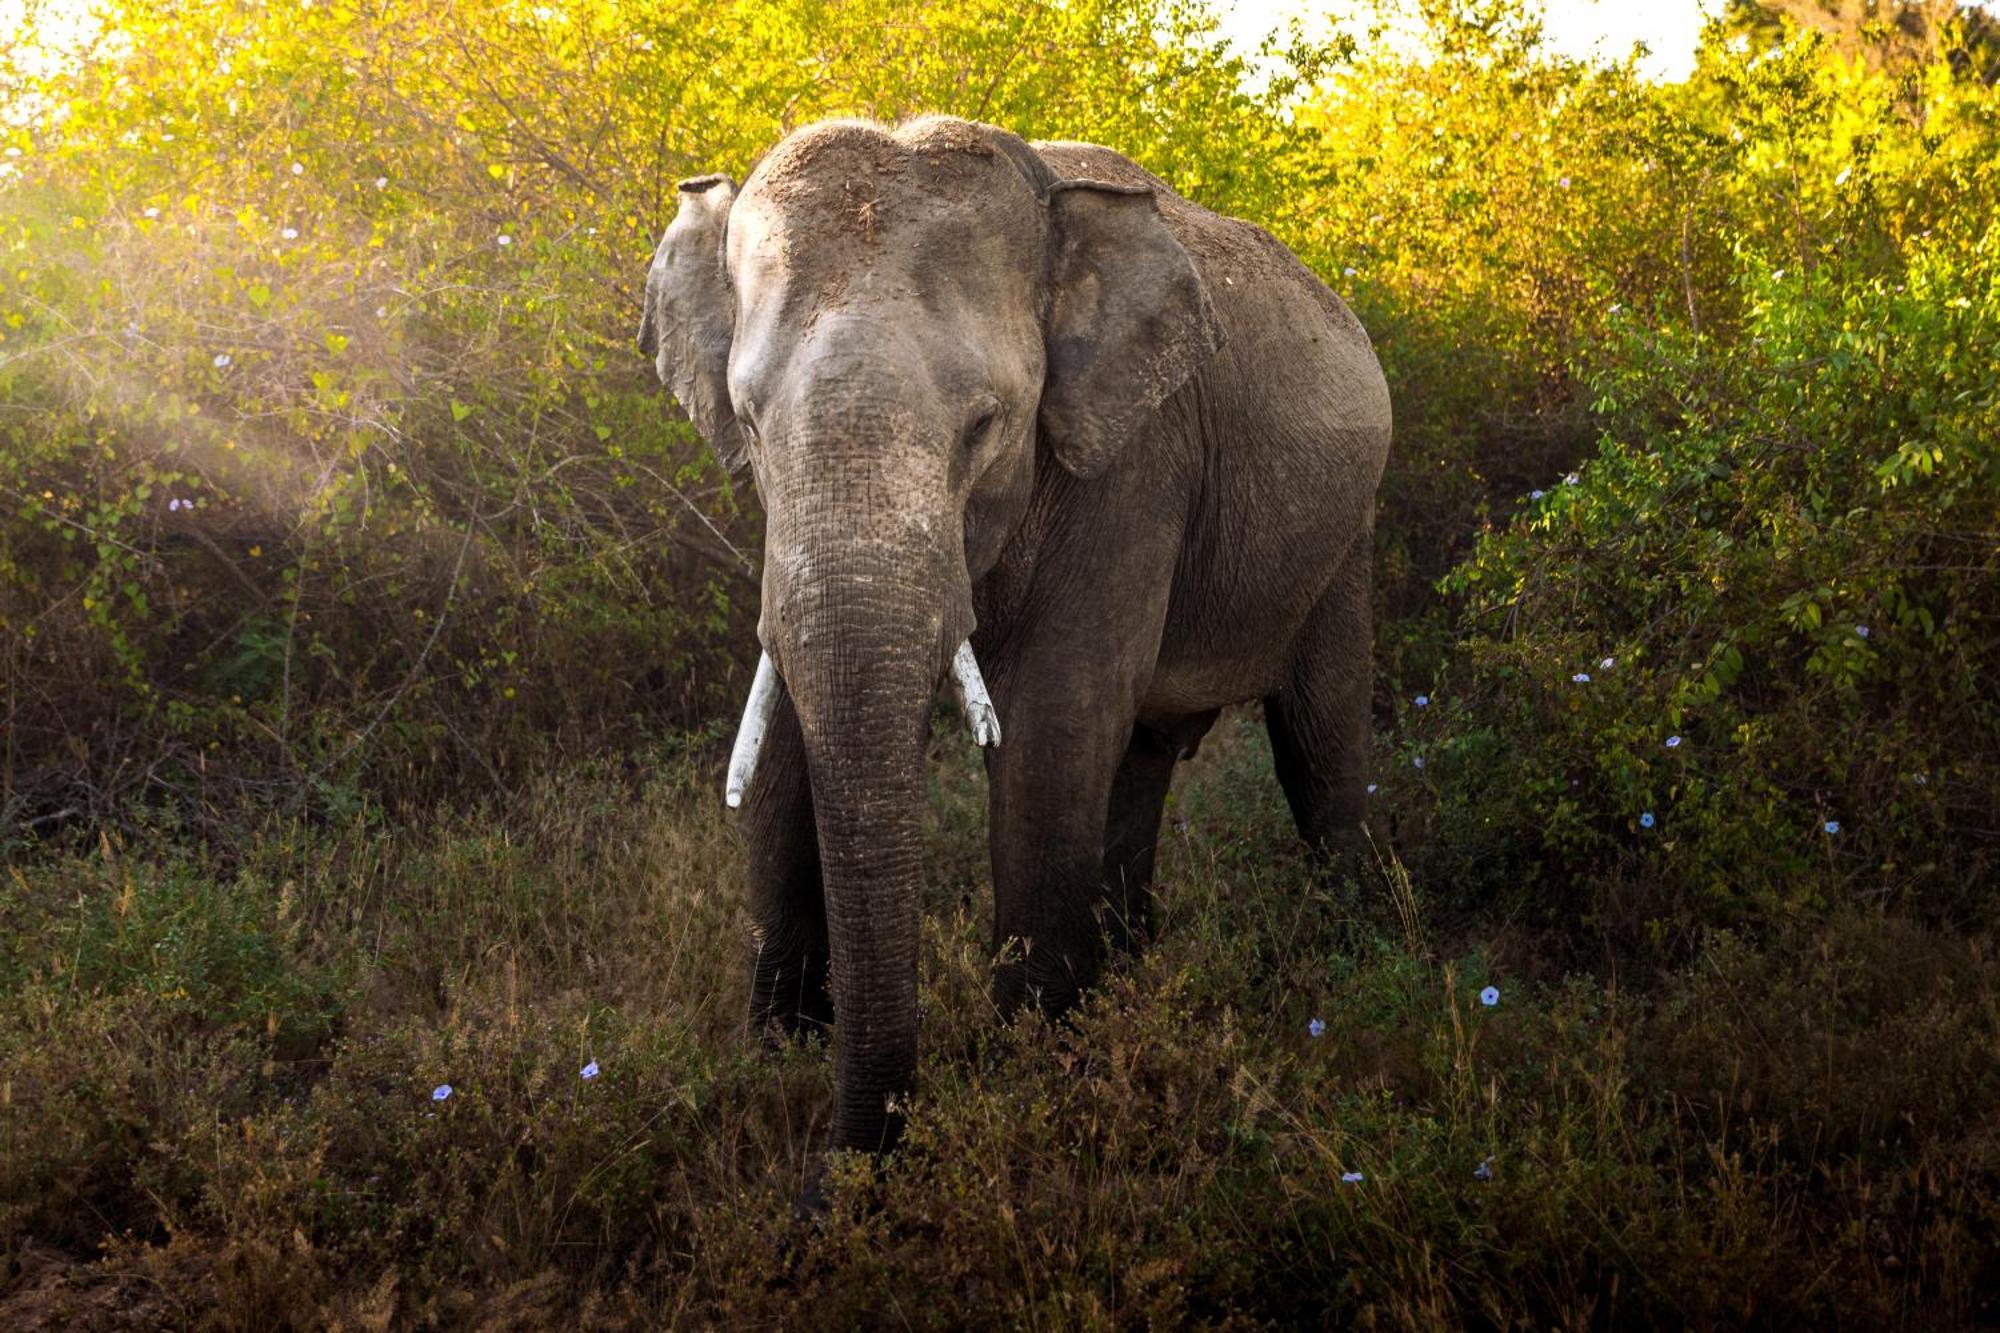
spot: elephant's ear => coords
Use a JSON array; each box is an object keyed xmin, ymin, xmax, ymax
[
  {"xmin": 1038, "ymin": 180, "xmax": 1225, "ymax": 480},
  {"xmin": 639, "ymin": 174, "xmax": 748, "ymax": 473}
]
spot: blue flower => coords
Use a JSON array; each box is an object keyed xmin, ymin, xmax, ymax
[
  {"xmin": 1474, "ymin": 1158, "xmax": 1494, "ymax": 1181},
  {"xmin": 1564, "ymin": 471, "xmax": 1580, "ymax": 486},
  {"xmin": 1855, "ymin": 625, "xmax": 1870, "ymax": 639},
  {"xmin": 1365, "ymin": 783, "xmax": 1378, "ymax": 795},
  {"xmin": 1530, "ymin": 489, "xmax": 1545, "ymax": 500},
  {"xmin": 580, "ymin": 1060, "xmax": 600, "ymax": 1080},
  {"xmin": 1479, "ymin": 986, "xmax": 1500, "ymax": 1007},
  {"xmin": 1639, "ymin": 811, "xmax": 1655, "ymax": 829},
  {"xmin": 1665, "ymin": 735, "xmax": 1682, "ymax": 748},
  {"xmin": 1341, "ymin": 1171, "xmax": 1365, "ymax": 1184},
  {"xmin": 1309, "ymin": 1017, "xmax": 1326, "ymax": 1039},
  {"xmin": 1412, "ymin": 755, "xmax": 1425, "ymax": 770},
  {"xmin": 431, "ymin": 1084, "xmax": 452, "ymax": 1102},
  {"xmin": 1572, "ymin": 672, "xmax": 1591, "ymax": 684},
  {"xmin": 1824, "ymin": 820, "xmax": 1841, "ymax": 835},
  {"xmin": 1415, "ymin": 694, "xmax": 1429, "ymax": 707}
]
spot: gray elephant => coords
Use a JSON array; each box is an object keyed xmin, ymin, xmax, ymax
[{"xmin": 640, "ymin": 115, "xmax": 1390, "ymax": 1157}]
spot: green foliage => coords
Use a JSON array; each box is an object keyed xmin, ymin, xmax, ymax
[{"xmin": 1429, "ymin": 28, "xmax": 2000, "ymax": 919}]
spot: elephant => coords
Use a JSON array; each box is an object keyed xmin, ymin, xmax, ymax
[{"xmin": 639, "ymin": 115, "xmax": 1391, "ymax": 1157}]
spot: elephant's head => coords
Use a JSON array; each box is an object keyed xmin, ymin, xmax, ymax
[{"xmin": 638, "ymin": 116, "xmax": 1222, "ymax": 1151}]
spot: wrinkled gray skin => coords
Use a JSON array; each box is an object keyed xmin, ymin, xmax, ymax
[{"xmin": 640, "ymin": 116, "xmax": 1390, "ymax": 1156}]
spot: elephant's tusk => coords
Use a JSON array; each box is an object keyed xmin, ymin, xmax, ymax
[
  {"xmin": 950, "ymin": 640, "xmax": 1002, "ymax": 747},
  {"xmin": 725, "ymin": 651, "xmax": 781, "ymax": 809}
]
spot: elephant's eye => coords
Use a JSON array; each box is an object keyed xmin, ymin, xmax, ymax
[{"xmin": 962, "ymin": 405, "xmax": 999, "ymax": 453}]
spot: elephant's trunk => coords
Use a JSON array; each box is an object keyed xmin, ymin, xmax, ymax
[{"xmin": 763, "ymin": 518, "xmax": 970, "ymax": 1152}]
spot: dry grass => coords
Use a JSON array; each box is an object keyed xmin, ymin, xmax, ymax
[{"xmin": 1, "ymin": 715, "xmax": 1996, "ymax": 1328}]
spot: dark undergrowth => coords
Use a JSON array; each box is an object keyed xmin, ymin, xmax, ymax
[{"xmin": 3, "ymin": 717, "xmax": 1996, "ymax": 1329}]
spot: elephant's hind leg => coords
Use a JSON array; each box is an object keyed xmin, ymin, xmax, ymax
[
  {"xmin": 1263, "ymin": 539, "xmax": 1374, "ymax": 870},
  {"xmin": 1101, "ymin": 726, "xmax": 1179, "ymax": 956},
  {"xmin": 1101, "ymin": 711, "xmax": 1218, "ymax": 953},
  {"xmin": 741, "ymin": 687, "xmax": 833, "ymax": 1040}
]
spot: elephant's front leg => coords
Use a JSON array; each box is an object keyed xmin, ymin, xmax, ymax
[
  {"xmin": 739, "ymin": 686, "xmax": 833, "ymax": 1039},
  {"xmin": 986, "ymin": 675, "xmax": 1142, "ymax": 1020}
]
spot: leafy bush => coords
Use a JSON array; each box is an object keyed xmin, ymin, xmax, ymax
[{"xmin": 1428, "ymin": 30, "xmax": 2000, "ymax": 922}]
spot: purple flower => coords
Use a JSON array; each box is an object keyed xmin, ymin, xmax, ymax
[
  {"xmin": 1308, "ymin": 1017, "xmax": 1326, "ymax": 1039},
  {"xmin": 1665, "ymin": 735, "xmax": 1682, "ymax": 748},
  {"xmin": 1479, "ymin": 986, "xmax": 1500, "ymax": 1007},
  {"xmin": 1474, "ymin": 1158, "xmax": 1494, "ymax": 1181},
  {"xmin": 1572, "ymin": 672, "xmax": 1591, "ymax": 684},
  {"xmin": 1564, "ymin": 472, "xmax": 1580, "ymax": 486},
  {"xmin": 1341, "ymin": 1171, "xmax": 1365, "ymax": 1184},
  {"xmin": 1855, "ymin": 625, "xmax": 1870, "ymax": 639},
  {"xmin": 1530, "ymin": 489, "xmax": 1545, "ymax": 500},
  {"xmin": 580, "ymin": 1060, "xmax": 600, "ymax": 1080}
]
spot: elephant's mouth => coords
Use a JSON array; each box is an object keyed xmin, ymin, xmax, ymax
[{"xmin": 723, "ymin": 638, "xmax": 1000, "ymax": 808}]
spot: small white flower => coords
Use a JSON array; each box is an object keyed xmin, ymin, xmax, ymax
[
  {"xmin": 1343, "ymin": 266, "xmax": 1357, "ymax": 277},
  {"xmin": 1855, "ymin": 625, "xmax": 1870, "ymax": 639},
  {"xmin": 1600, "ymin": 657, "xmax": 1615, "ymax": 670},
  {"xmin": 142, "ymin": 206, "xmax": 159, "ymax": 218},
  {"xmin": 1529, "ymin": 489, "xmax": 1544, "ymax": 500},
  {"xmin": 3, "ymin": 146, "xmax": 19, "ymax": 157},
  {"xmin": 1564, "ymin": 472, "xmax": 1580, "ymax": 486},
  {"xmin": 375, "ymin": 176, "xmax": 388, "ymax": 189},
  {"xmin": 1558, "ymin": 176, "xmax": 1570, "ymax": 189},
  {"xmin": 281, "ymin": 227, "xmax": 298, "ymax": 239},
  {"xmin": 290, "ymin": 161, "xmax": 304, "ymax": 175},
  {"xmin": 1609, "ymin": 302, "xmax": 1622, "ymax": 314},
  {"xmin": 375, "ymin": 305, "xmax": 388, "ymax": 318},
  {"xmin": 1341, "ymin": 1171, "xmax": 1365, "ymax": 1184},
  {"xmin": 1365, "ymin": 783, "xmax": 1378, "ymax": 795},
  {"xmin": 1412, "ymin": 755, "xmax": 1425, "ymax": 770},
  {"xmin": 497, "ymin": 234, "xmax": 512, "ymax": 246},
  {"xmin": 213, "ymin": 353, "xmax": 232, "ymax": 368}
]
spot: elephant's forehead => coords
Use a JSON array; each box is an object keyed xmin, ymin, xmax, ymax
[{"xmin": 728, "ymin": 141, "xmax": 1041, "ymax": 317}]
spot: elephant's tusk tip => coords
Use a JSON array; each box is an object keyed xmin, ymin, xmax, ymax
[{"xmin": 725, "ymin": 786, "xmax": 744, "ymax": 809}]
